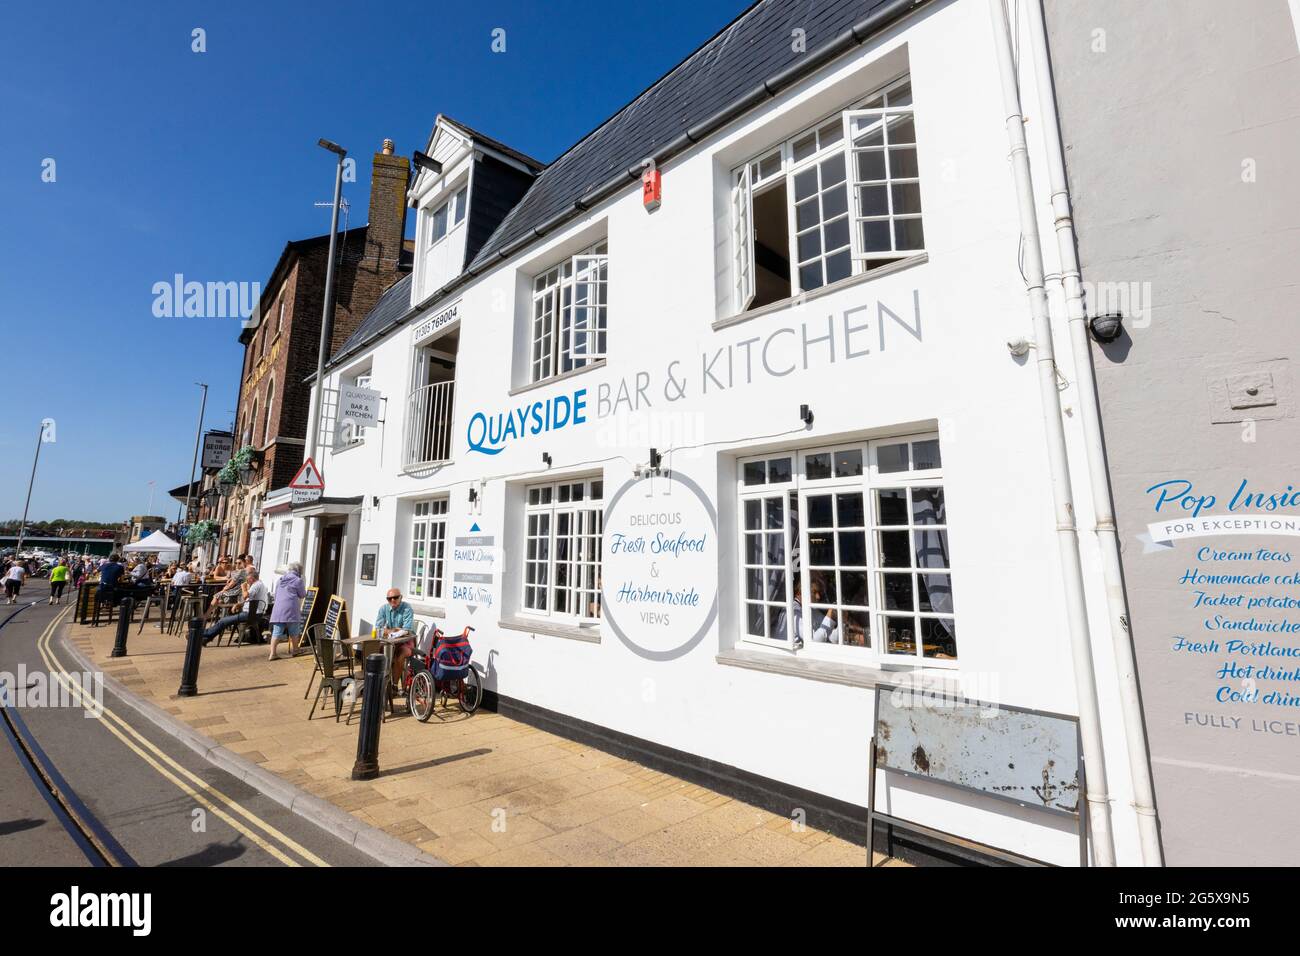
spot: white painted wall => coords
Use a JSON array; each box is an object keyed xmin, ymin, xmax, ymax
[{"xmin": 286, "ymin": 0, "xmax": 1143, "ymax": 865}]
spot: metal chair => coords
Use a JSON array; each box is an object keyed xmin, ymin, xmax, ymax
[
  {"xmin": 307, "ymin": 628, "xmax": 354, "ymax": 721},
  {"xmin": 136, "ymin": 584, "xmax": 168, "ymax": 634},
  {"xmin": 91, "ymin": 588, "xmax": 119, "ymax": 628},
  {"xmin": 171, "ymin": 590, "xmax": 206, "ymax": 636},
  {"xmin": 233, "ymin": 600, "xmax": 269, "ymax": 647}
]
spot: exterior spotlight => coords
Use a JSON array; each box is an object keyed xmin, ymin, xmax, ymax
[
  {"xmin": 799, "ymin": 404, "xmax": 814, "ymax": 427},
  {"xmin": 1007, "ymin": 337, "xmax": 1033, "ymax": 357},
  {"xmin": 542, "ymin": 452, "xmax": 552, "ymax": 468},
  {"xmin": 317, "ymin": 138, "xmax": 346, "ymax": 156},
  {"xmin": 468, "ymin": 487, "xmax": 478, "ymax": 505},
  {"xmin": 413, "ymin": 151, "xmax": 443, "ymax": 175},
  {"xmin": 1089, "ymin": 313, "xmax": 1124, "ymax": 343},
  {"xmin": 371, "ymin": 496, "xmax": 380, "ymax": 508},
  {"xmin": 649, "ymin": 448, "xmax": 662, "ymax": 471}
]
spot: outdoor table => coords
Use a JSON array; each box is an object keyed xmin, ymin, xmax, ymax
[{"xmin": 339, "ymin": 632, "xmax": 413, "ymax": 717}]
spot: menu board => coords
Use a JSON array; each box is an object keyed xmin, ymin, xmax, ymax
[
  {"xmin": 300, "ymin": 586, "xmax": 319, "ymax": 624},
  {"xmin": 322, "ymin": 594, "xmax": 347, "ymax": 644}
]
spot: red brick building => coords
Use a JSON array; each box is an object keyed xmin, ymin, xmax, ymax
[{"xmin": 220, "ymin": 140, "xmax": 413, "ymax": 560}]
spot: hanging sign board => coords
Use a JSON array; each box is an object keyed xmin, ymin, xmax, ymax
[
  {"xmin": 339, "ymin": 384, "xmax": 381, "ymax": 428},
  {"xmin": 201, "ymin": 431, "xmax": 234, "ymax": 471}
]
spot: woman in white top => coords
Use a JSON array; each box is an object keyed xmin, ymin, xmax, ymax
[{"xmin": 4, "ymin": 562, "xmax": 26, "ymax": 604}]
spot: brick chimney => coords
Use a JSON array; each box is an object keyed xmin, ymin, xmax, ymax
[{"xmin": 365, "ymin": 138, "xmax": 409, "ymax": 275}]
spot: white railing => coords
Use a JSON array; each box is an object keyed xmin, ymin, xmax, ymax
[{"xmin": 403, "ymin": 381, "xmax": 455, "ymax": 470}]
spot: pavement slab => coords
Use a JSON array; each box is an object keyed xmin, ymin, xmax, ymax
[{"xmin": 66, "ymin": 617, "xmax": 895, "ymax": 867}]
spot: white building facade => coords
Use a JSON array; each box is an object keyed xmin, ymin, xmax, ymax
[{"xmin": 265, "ymin": 0, "xmax": 1155, "ymax": 865}]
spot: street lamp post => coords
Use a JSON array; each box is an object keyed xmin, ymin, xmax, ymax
[
  {"xmin": 300, "ymin": 138, "xmax": 348, "ymax": 586},
  {"xmin": 183, "ymin": 383, "xmax": 208, "ymax": 562},
  {"xmin": 15, "ymin": 421, "xmax": 49, "ymax": 557},
  {"xmin": 307, "ymin": 138, "xmax": 347, "ymax": 468}
]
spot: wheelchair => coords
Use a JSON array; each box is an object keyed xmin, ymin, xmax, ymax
[{"xmin": 403, "ymin": 625, "xmax": 482, "ymax": 721}]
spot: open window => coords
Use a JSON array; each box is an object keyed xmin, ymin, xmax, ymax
[
  {"xmin": 731, "ymin": 75, "xmax": 921, "ymax": 314},
  {"xmin": 530, "ymin": 240, "xmax": 608, "ymax": 383}
]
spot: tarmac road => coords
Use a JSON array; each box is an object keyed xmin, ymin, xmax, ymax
[{"xmin": 0, "ymin": 596, "xmax": 378, "ymax": 867}]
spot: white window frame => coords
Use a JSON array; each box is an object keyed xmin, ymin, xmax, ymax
[
  {"xmin": 277, "ymin": 526, "xmax": 292, "ymax": 567},
  {"xmin": 736, "ymin": 431, "xmax": 955, "ymax": 668},
  {"xmin": 263, "ymin": 378, "xmax": 275, "ymax": 444},
  {"xmin": 529, "ymin": 239, "xmax": 608, "ymax": 384},
  {"xmin": 408, "ymin": 498, "xmax": 449, "ymax": 603},
  {"xmin": 425, "ymin": 185, "xmax": 468, "ymax": 251},
  {"xmin": 521, "ymin": 477, "xmax": 604, "ymax": 623},
  {"xmin": 730, "ymin": 74, "xmax": 920, "ymax": 314}
]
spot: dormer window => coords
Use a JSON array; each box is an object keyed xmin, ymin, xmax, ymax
[
  {"xmin": 428, "ymin": 187, "xmax": 467, "ymax": 248},
  {"xmin": 419, "ymin": 184, "xmax": 471, "ymax": 299}
]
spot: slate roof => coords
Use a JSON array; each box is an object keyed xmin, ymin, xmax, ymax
[
  {"xmin": 322, "ymin": 0, "xmax": 924, "ymax": 373},
  {"xmin": 467, "ymin": 0, "xmax": 904, "ymax": 272},
  {"xmin": 333, "ymin": 271, "xmax": 415, "ymax": 360},
  {"xmin": 436, "ymin": 115, "xmax": 546, "ymax": 172}
]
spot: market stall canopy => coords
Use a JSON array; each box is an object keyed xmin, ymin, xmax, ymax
[{"xmin": 123, "ymin": 530, "xmax": 182, "ymax": 557}]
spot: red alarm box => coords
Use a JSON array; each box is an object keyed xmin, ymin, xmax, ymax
[{"xmin": 642, "ymin": 167, "xmax": 662, "ymax": 212}]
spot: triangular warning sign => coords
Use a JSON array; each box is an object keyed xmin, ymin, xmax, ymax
[
  {"xmin": 469, "ymin": 522, "xmax": 481, "ymax": 533},
  {"xmin": 289, "ymin": 457, "xmax": 325, "ymax": 490}
]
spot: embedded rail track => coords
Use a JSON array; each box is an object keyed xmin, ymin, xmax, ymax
[{"xmin": 0, "ymin": 602, "xmax": 136, "ymax": 867}]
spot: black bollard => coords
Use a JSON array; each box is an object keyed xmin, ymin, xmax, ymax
[
  {"xmin": 110, "ymin": 597, "xmax": 133, "ymax": 658},
  {"xmin": 177, "ymin": 616, "xmax": 204, "ymax": 697},
  {"xmin": 350, "ymin": 653, "xmax": 387, "ymax": 780}
]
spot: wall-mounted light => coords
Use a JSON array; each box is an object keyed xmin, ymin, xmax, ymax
[
  {"xmin": 412, "ymin": 150, "xmax": 443, "ymax": 175},
  {"xmin": 799, "ymin": 404, "xmax": 814, "ymax": 427},
  {"xmin": 468, "ymin": 487, "xmax": 478, "ymax": 505},
  {"xmin": 649, "ymin": 448, "xmax": 662, "ymax": 471},
  {"xmin": 1007, "ymin": 337, "xmax": 1033, "ymax": 357},
  {"xmin": 542, "ymin": 452, "xmax": 552, "ymax": 468},
  {"xmin": 1089, "ymin": 312, "xmax": 1124, "ymax": 343},
  {"xmin": 371, "ymin": 496, "xmax": 380, "ymax": 508}
]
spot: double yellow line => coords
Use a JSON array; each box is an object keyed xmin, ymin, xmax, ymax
[{"xmin": 37, "ymin": 608, "xmax": 329, "ymax": 867}]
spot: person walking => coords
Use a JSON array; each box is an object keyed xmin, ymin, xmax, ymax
[
  {"xmin": 48, "ymin": 559, "xmax": 69, "ymax": 605},
  {"xmin": 267, "ymin": 562, "xmax": 307, "ymax": 660},
  {"xmin": 4, "ymin": 561, "xmax": 26, "ymax": 605}
]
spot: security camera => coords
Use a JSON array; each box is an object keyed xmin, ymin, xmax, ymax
[{"xmin": 1089, "ymin": 313, "xmax": 1124, "ymax": 343}]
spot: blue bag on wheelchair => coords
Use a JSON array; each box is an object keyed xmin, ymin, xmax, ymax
[{"xmin": 432, "ymin": 631, "xmax": 473, "ymax": 680}]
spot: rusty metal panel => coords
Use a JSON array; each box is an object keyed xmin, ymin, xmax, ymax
[{"xmin": 875, "ymin": 695, "xmax": 1081, "ymax": 816}]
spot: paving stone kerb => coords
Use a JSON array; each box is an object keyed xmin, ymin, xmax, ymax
[
  {"xmin": 63, "ymin": 618, "xmax": 890, "ymax": 867},
  {"xmin": 58, "ymin": 623, "xmax": 443, "ymax": 867}
]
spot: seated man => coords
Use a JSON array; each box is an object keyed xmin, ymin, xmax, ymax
[
  {"xmin": 375, "ymin": 588, "xmax": 415, "ymax": 685},
  {"xmin": 96, "ymin": 554, "xmax": 126, "ymax": 606},
  {"xmin": 203, "ymin": 569, "xmax": 269, "ymax": 646}
]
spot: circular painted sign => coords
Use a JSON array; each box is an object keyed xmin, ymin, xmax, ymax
[{"xmin": 601, "ymin": 471, "xmax": 718, "ymax": 661}]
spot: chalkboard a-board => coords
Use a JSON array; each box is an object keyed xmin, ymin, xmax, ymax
[
  {"xmin": 300, "ymin": 586, "xmax": 319, "ymax": 623},
  {"xmin": 322, "ymin": 595, "xmax": 347, "ymax": 644}
]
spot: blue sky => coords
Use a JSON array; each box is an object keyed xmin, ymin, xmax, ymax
[{"xmin": 0, "ymin": 0, "xmax": 747, "ymax": 523}]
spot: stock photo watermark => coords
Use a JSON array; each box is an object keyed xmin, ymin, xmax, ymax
[{"xmin": 0, "ymin": 666, "xmax": 104, "ymax": 718}]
